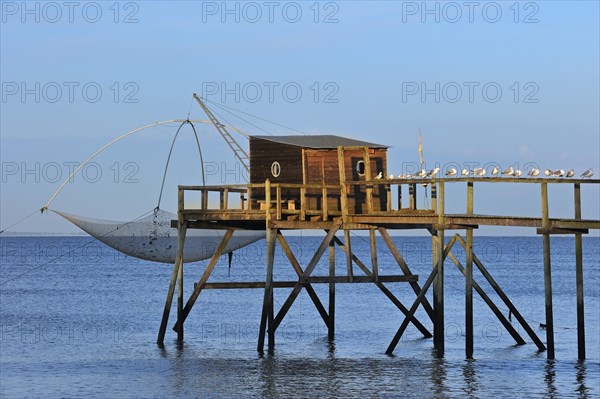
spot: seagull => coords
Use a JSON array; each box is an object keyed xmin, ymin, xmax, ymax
[
  {"xmin": 445, "ymin": 168, "xmax": 457, "ymax": 177},
  {"xmin": 417, "ymin": 169, "xmax": 427, "ymax": 178},
  {"xmin": 388, "ymin": 174, "xmax": 395, "ymax": 179},
  {"xmin": 528, "ymin": 168, "xmax": 540, "ymax": 177},
  {"xmin": 581, "ymin": 169, "xmax": 594, "ymax": 178},
  {"xmin": 502, "ymin": 166, "xmax": 514, "ymax": 176},
  {"xmin": 514, "ymin": 169, "xmax": 522, "ymax": 177},
  {"xmin": 374, "ymin": 172, "xmax": 383, "ymax": 180},
  {"xmin": 492, "ymin": 165, "xmax": 499, "ymax": 176},
  {"xmin": 461, "ymin": 168, "xmax": 469, "ymax": 176},
  {"xmin": 553, "ymin": 169, "xmax": 565, "ymax": 177},
  {"xmin": 565, "ymin": 169, "xmax": 574, "ymax": 178},
  {"xmin": 427, "ymin": 167, "xmax": 440, "ymax": 178},
  {"xmin": 473, "ymin": 167, "xmax": 486, "ymax": 177},
  {"xmin": 544, "ymin": 169, "xmax": 552, "ymax": 177}
]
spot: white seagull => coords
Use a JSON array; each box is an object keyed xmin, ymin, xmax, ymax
[
  {"xmin": 581, "ymin": 169, "xmax": 594, "ymax": 178},
  {"xmin": 428, "ymin": 167, "xmax": 440, "ymax": 178},
  {"xmin": 492, "ymin": 165, "xmax": 499, "ymax": 176},
  {"xmin": 528, "ymin": 168, "xmax": 540, "ymax": 177},
  {"xmin": 514, "ymin": 169, "xmax": 522, "ymax": 177},
  {"xmin": 388, "ymin": 174, "xmax": 395, "ymax": 179},
  {"xmin": 417, "ymin": 169, "xmax": 427, "ymax": 178},
  {"xmin": 374, "ymin": 172, "xmax": 383, "ymax": 180},
  {"xmin": 502, "ymin": 166, "xmax": 514, "ymax": 176},
  {"xmin": 565, "ymin": 169, "xmax": 574, "ymax": 178},
  {"xmin": 473, "ymin": 167, "xmax": 486, "ymax": 177},
  {"xmin": 544, "ymin": 169, "xmax": 553, "ymax": 177},
  {"xmin": 461, "ymin": 168, "xmax": 469, "ymax": 176},
  {"xmin": 553, "ymin": 169, "xmax": 565, "ymax": 177},
  {"xmin": 445, "ymin": 168, "xmax": 457, "ymax": 177}
]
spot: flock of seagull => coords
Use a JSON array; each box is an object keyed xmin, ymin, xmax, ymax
[{"xmin": 374, "ymin": 167, "xmax": 595, "ymax": 180}]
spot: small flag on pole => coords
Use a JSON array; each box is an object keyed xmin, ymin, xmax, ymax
[{"xmin": 418, "ymin": 128, "xmax": 424, "ymax": 166}]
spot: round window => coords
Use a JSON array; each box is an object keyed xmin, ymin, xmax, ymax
[
  {"xmin": 356, "ymin": 160, "xmax": 365, "ymax": 176},
  {"xmin": 271, "ymin": 161, "xmax": 281, "ymax": 177}
]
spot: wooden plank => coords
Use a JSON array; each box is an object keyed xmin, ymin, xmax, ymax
[
  {"xmin": 378, "ymin": 228, "xmax": 435, "ymax": 322},
  {"xmin": 454, "ymin": 234, "xmax": 546, "ymax": 351},
  {"xmin": 363, "ymin": 147, "xmax": 373, "ymax": 214},
  {"xmin": 270, "ymin": 223, "xmax": 341, "ymax": 332},
  {"xmin": 433, "ymin": 230, "xmax": 445, "ymax": 357},
  {"xmin": 574, "ymin": 183, "xmax": 585, "ymax": 360},
  {"xmin": 157, "ymin": 220, "xmax": 188, "ymax": 345},
  {"xmin": 276, "ymin": 186, "xmax": 282, "ymax": 220},
  {"xmin": 173, "ymin": 230, "xmax": 235, "ymax": 332},
  {"xmin": 322, "ymin": 187, "xmax": 329, "ymax": 221},
  {"xmin": 337, "ymin": 147, "xmax": 348, "ymax": 220}
]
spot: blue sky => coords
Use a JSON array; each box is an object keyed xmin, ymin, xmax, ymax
[{"xmin": 1, "ymin": 1, "xmax": 599, "ymax": 234}]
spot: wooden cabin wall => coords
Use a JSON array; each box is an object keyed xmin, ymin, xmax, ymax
[{"xmin": 249, "ymin": 137, "xmax": 303, "ymax": 206}]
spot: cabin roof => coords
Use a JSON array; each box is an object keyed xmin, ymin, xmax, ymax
[{"xmin": 251, "ymin": 135, "xmax": 388, "ymax": 149}]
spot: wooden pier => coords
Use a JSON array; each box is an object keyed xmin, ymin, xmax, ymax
[{"xmin": 156, "ymin": 142, "xmax": 599, "ymax": 359}]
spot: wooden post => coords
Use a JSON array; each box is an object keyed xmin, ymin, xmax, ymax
[
  {"xmin": 247, "ymin": 187, "xmax": 252, "ymax": 210},
  {"xmin": 541, "ymin": 182, "xmax": 555, "ymax": 359},
  {"xmin": 397, "ymin": 184, "xmax": 402, "ymax": 210},
  {"xmin": 337, "ymin": 147, "xmax": 348, "ymax": 221},
  {"xmin": 276, "ymin": 185, "xmax": 282, "ymax": 221},
  {"xmin": 328, "ymin": 241, "xmax": 335, "ymax": 340},
  {"xmin": 322, "ymin": 187, "xmax": 328, "ymax": 221},
  {"xmin": 363, "ymin": 147, "xmax": 373, "ymax": 214},
  {"xmin": 344, "ymin": 229, "xmax": 354, "ymax": 282},
  {"xmin": 369, "ymin": 229, "xmax": 379, "ymax": 282},
  {"xmin": 433, "ymin": 181, "xmax": 445, "ymax": 356},
  {"xmin": 177, "ymin": 222, "xmax": 186, "ymax": 343},
  {"xmin": 201, "ymin": 190, "xmax": 208, "ymax": 210},
  {"xmin": 409, "ymin": 184, "xmax": 416, "ymax": 210},
  {"xmin": 466, "ymin": 181, "xmax": 474, "ymax": 358},
  {"xmin": 258, "ymin": 228, "xmax": 277, "ymax": 352},
  {"xmin": 574, "ymin": 183, "xmax": 585, "ymax": 359},
  {"xmin": 300, "ymin": 187, "xmax": 307, "ymax": 221},
  {"xmin": 386, "ymin": 184, "xmax": 392, "ymax": 211},
  {"xmin": 431, "ymin": 183, "xmax": 437, "ymax": 213},
  {"xmin": 157, "ymin": 219, "xmax": 188, "ymax": 345}
]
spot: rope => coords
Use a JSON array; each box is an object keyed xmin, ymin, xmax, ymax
[
  {"xmin": 0, "ymin": 209, "xmax": 40, "ymax": 235},
  {"xmin": 203, "ymin": 97, "xmax": 309, "ymax": 135},
  {"xmin": 0, "ymin": 208, "xmax": 155, "ymax": 286}
]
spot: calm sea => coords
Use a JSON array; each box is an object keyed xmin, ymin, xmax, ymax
[{"xmin": 1, "ymin": 235, "xmax": 599, "ymax": 398}]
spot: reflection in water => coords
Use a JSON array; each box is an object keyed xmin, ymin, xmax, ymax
[
  {"xmin": 575, "ymin": 360, "xmax": 590, "ymax": 398},
  {"xmin": 544, "ymin": 360, "xmax": 557, "ymax": 398},
  {"xmin": 462, "ymin": 359, "xmax": 479, "ymax": 398},
  {"xmin": 431, "ymin": 352, "xmax": 447, "ymax": 397}
]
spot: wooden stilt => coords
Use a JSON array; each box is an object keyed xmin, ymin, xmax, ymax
[
  {"xmin": 277, "ymin": 233, "xmax": 330, "ymax": 329},
  {"xmin": 173, "ymin": 230, "xmax": 234, "ymax": 332},
  {"xmin": 446, "ymin": 250, "xmax": 525, "ymax": 345},
  {"xmin": 574, "ymin": 183, "xmax": 585, "ymax": 360},
  {"xmin": 270, "ymin": 223, "xmax": 341, "ymax": 332},
  {"xmin": 386, "ymin": 266, "xmax": 438, "ymax": 354},
  {"xmin": 433, "ymin": 182, "xmax": 445, "ymax": 357},
  {"xmin": 454, "ymin": 235, "xmax": 546, "ymax": 351},
  {"xmin": 344, "ymin": 229, "xmax": 354, "ymax": 282},
  {"xmin": 157, "ymin": 220, "xmax": 188, "ymax": 345},
  {"xmin": 258, "ymin": 228, "xmax": 277, "ymax": 352},
  {"xmin": 369, "ymin": 229, "xmax": 379, "ymax": 282},
  {"xmin": 378, "ymin": 228, "xmax": 435, "ymax": 322},
  {"xmin": 541, "ymin": 182, "xmax": 555, "ymax": 359},
  {"xmin": 466, "ymin": 181, "xmax": 474, "ymax": 358},
  {"xmin": 177, "ymin": 223, "xmax": 187, "ymax": 343},
  {"xmin": 328, "ymin": 241, "xmax": 335, "ymax": 340}
]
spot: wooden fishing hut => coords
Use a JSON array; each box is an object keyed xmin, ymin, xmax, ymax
[{"xmin": 157, "ymin": 129, "xmax": 600, "ymax": 361}]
